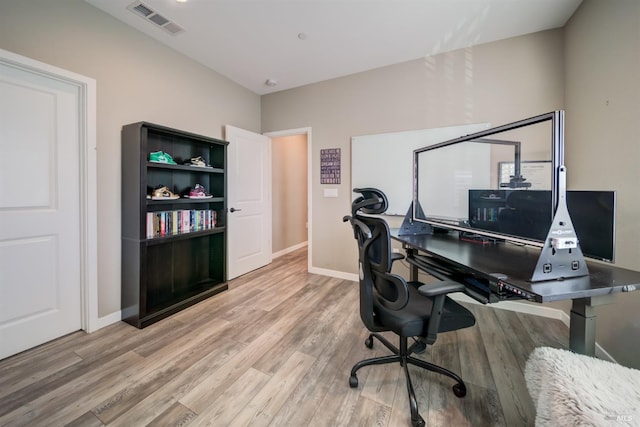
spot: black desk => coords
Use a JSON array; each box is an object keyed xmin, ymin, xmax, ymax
[{"xmin": 391, "ymin": 229, "xmax": 640, "ymax": 356}]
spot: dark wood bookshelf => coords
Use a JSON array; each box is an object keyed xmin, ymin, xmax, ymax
[{"xmin": 121, "ymin": 122, "xmax": 228, "ymax": 328}]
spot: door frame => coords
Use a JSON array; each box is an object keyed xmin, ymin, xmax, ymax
[
  {"xmin": 264, "ymin": 127, "xmax": 312, "ymax": 271},
  {"xmin": 0, "ymin": 49, "xmax": 99, "ymax": 333}
]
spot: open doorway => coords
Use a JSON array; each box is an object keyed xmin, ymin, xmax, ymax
[{"xmin": 265, "ymin": 128, "xmax": 311, "ymax": 270}]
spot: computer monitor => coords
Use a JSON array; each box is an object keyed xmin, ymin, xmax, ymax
[
  {"xmin": 468, "ymin": 189, "xmax": 616, "ymax": 262},
  {"xmin": 413, "ymin": 111, "xmax": 563, "ymax": 247}
]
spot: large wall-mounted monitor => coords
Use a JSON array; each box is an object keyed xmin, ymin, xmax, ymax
[{"xmin": 413, "ymin": 111, "xmax": 563, "ymax": 243}]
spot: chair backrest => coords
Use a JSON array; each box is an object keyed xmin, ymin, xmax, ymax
[
  {"xmin": 344, "ymin": 188, "xmax": 410, "ymax": 332},
  {"xmin": 350, "ymin": 188, "xmax": 393, "ymax": 273}
]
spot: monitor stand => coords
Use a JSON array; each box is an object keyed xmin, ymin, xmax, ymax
[
  {"xmin": 531, "ymin": 166, "xmax": 589, "ymax": 282},
  {"xmin": 399, "ymin": 201, "xmax": 432, "ymax": 236}
]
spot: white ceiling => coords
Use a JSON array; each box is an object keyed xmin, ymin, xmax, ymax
[{"xmin": 84, "ymin": 0, "xmax": 582, "ymax": 95}]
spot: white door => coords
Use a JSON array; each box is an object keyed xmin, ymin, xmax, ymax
[
  {"xmin": 225, "ymin": 125, "xmax": 271, "ymax": 279},
  {"xmin": 0, "ymin": 56, "xmax": 83, "ymax": 359}
]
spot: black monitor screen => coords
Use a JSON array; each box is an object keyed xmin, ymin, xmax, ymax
[{"xmin": 468, "ymin": 190, "xmax": 616, "ymax": 262}]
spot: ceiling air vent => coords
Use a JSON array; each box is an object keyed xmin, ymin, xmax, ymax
[{"xmin": 127, "ymin": 1, "xmax": 184, "ymax": 35}]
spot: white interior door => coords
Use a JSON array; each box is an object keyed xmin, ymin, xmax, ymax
[
  {"xmin": 225, "ymin": 125, "xmax": 271, "ymax": 279},
  {"xmin": 0, "ymin": 55, "xmax": 83, "ymax": 359}
]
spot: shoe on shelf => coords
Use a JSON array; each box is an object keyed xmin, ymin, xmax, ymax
[
  {"xmin": 186, "ymin": 184, "xmax": 213, "ymax": 199},
  {"xmin": 149, "ymin": 151, "xmax": 177, "ymax": 165},
  {"xmin": 185, "ymin": 156, "xmax": 210, "ymax": 168},
  {"xmin": 151, "ymin": 185, "xmax": 180, "ymax": 200}
]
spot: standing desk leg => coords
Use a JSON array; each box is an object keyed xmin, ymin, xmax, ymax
[
  {"xmin": 569, "ymin": 298, "xmax": 597, "ymax": 356},
  {"xmin": 405, "ymin": 247, "xmax": 419, "ymax": 282}
]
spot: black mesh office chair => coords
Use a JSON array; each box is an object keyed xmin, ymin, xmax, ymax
[{"xmin": 343, "ymin": 188, "xmax": 476, "ymax": 427}]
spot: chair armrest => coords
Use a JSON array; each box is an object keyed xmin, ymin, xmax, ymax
[
  {"xmin": 417, "ymin": 280, "xmax": 465, "ymax": 297},
  {"xmin": 391, "ymin": 252, "xmax": 405, "ymax": 262},
  {"xmin": 419, "ymin": 280, "xmax": 466, "ymax": 345}
]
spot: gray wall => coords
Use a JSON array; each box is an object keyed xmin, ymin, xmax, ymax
[
  {"xmin": 0, "ymin": 0, "xmax": 261, "ymax": 318},
  {"xmin": 262, "ymin": 29, "xmax": 565, "ymax": 277},
  {"xmin": 564, "ymin": 0, "xmax": 640, "ymax": 368}
]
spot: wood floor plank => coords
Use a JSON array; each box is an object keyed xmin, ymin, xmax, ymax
[
  {"xmin": 0, "ymin": 323, "xmax": 139, "ymax": 418},
  {"xmin": 146, "ymin": 402, "xmax": 197, "ymax": 427},
  {"xmin": 517, "ymin": 310, "xmax": 569, "ymax": 350},
  {"xmin": 491, "ymin": 306, "xmax": 539, "ymax": 370},
  {"xmin": 0, "ymin": 350, "xmax": 145, "ymax": 426},
  {"xmin": 187, "ymin": 367, "xmax": 271, "ymax": 427},
  {"xmin": 64, "ymin": 411, "xmax": 105, "ymax": 427},
  {"xmin": 0, "ymin": 247, "xmax": 572, "ymax": 427},
  {"xmin": 105, "ymin": 337, "xmax": 243, "ymax": 427},
  {"xmin": 0, "ymin": 330, "xmax": 86, "ymax": 375},
  {"xmin": 348, "ymin": 395, "xmax": 391, "ymax": 427},
  {"xmin": 461, "ymin": 382, "xmax": 507, "ymax": 427},
  {"xmin": 251, "ymin": 278, "xmax": 351, "ymax": 375},
  {"xmin": 177, "ymin": 329, "xmax": 282, "ymax": 413},
  {"xmin": 226, "ymin": 276, "xmax": 337, "ymax": 348},
  {"xmin": 267, "ymin": 296, "xmax": 373, "ymax": 426},
  {"xmin": 0, "ymin": 348, "xmax": 83, "ymax": 400},
  {"xmin": 71, "ymin": 320, "xmax": 172, "ymax": 362},
  {"xmin": 456, "ymin": 303, "xmax": 501, "ymax": 391},
  {"xmin": 91, "ymin": 318, "xmax": 233, "ymax": 424},
  {"xmin": 359, "ymin": 344, "xmax": 403, "ymax": 407},
  {"xmin": 424, "ymin": 330, "xmax": 469, "ymax": 426},
  {"xmin": 308, "ymin": 324, "xmax": 377, "ymax": 426},
  {"xmin": 309, "ymin": 375, "xmax": 360, "ymax": 427},
  {"xmin": 231, "ymin": 351, "xmax": 316, "ymax": 426},
  {"xmin": 476, "ymin": 305, "xmax": 537, "ymax": 427}
]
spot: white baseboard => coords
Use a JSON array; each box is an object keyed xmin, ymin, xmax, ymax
[
  {"xmin": 309, "ymin": 266, "xmax": 358, "ymax": 282},
  {"xmin": 273, "ymin": 241, "xmax": 308, "ymax": 259},
  {"xmin": 90, "ymin": 310, "xmax": 122, "ymax": 331}
]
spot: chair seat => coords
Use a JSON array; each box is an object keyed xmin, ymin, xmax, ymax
[{"xmin": 375, "ymin": 282, "xmax": 476, "ymax": 337}]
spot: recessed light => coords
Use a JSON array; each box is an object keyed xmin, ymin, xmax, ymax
[
  {"xmin": 265, "ymin": 79, "xmax": 278, "ymax": 87},
  {"xmin": 297, "ymin": 32, "xmax": 307, "ymax": 40},
  {"xmin": 176, "ymin": 0, "xmax": 187, "ymax": 3}
]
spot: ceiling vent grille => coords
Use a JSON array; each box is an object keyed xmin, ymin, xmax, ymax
[{"xmin": 127, "ymin": 1, "xmax": 184, "ymax": 35}]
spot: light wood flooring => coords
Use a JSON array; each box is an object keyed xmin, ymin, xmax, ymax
[{"xmin": 0, "ymin": 248, "xmax": 569, "ymax": 427}]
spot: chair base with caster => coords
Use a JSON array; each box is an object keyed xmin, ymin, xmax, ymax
[{"xmin": 349, "ymin": 333, "xmax": 467, "ymax": 427}]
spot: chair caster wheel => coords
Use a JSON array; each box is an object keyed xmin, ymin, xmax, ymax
[
  {"xmin": 365, "ymin": 336, "xmax": 374, "ymax": 349},
  {"xmin": 453, "ymin": 382, "xmax": 466, "ymax": 398},
  {"xmin": 349, "ymin": 375, "xmax": 359, "ymax": 388},
  {"xmin": 411, "ymin": 415, "xmax": 425, "ymax": 427},
  {"xmin": 412, "ymin": 340, "xmax": 427, "ymax": 354}
]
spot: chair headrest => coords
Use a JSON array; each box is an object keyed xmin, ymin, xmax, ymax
[{"xmin": 352, "ymin": 188, "xmax": 388, "ymax": 215}]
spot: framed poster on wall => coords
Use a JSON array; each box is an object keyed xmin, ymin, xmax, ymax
[{"xmin": 320, "ymin": 148, "xmax": 341, "ymax": 184}]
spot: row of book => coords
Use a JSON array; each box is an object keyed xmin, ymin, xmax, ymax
[{"xmin": 147, "ymin": 209, "xmax": 217, "ymax": 238}]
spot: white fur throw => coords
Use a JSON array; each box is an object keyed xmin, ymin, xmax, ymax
[{"xmin": 525, "ymin": 347, "xmax": 640, "ymax": 426}]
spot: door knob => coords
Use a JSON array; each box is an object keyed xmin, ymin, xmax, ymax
[{"xmin": 230, "ymin": 207, "xmax": 242, "ymax": 213}]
